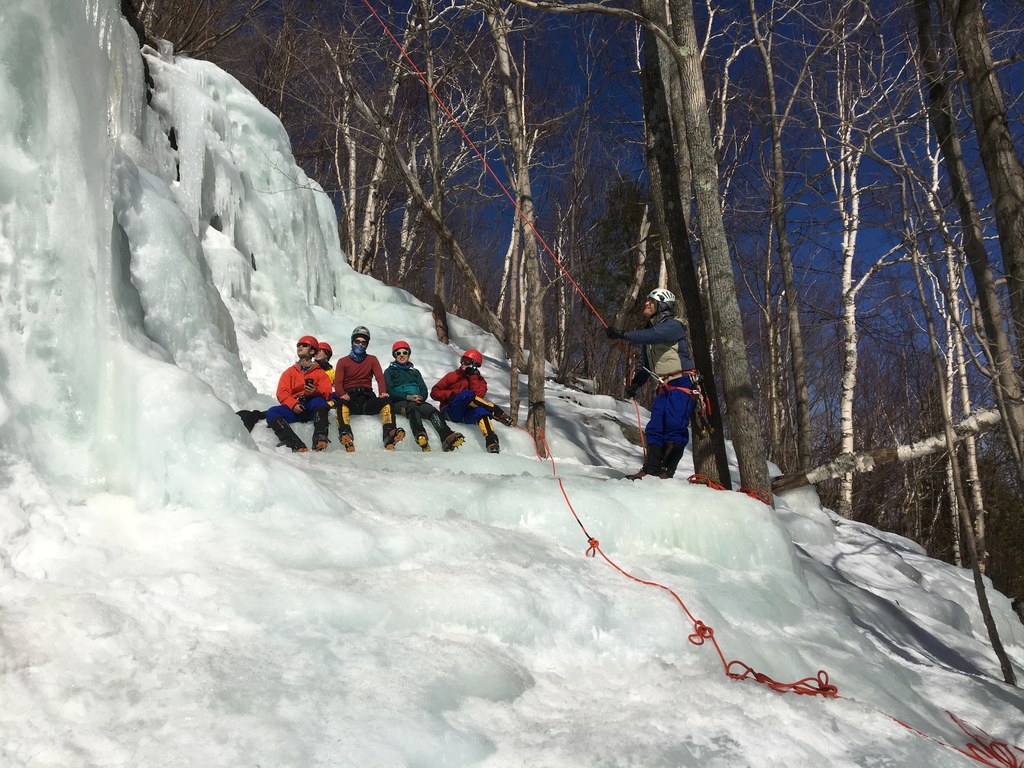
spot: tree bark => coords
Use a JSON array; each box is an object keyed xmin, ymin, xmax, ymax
[
  {"xmin": 665, "ymin": 0, "xmax": 771, "ymax": 500},
  {"xmin": 748, "ymin": 0, "xmax": 812, "ymax": 471},
  {"xmin": 915, "ymin": 0, "xmax": 1024, "ymax": 480},
  {"xmin": 943, "ymin": 0, "xmax": 1024, "ymax": 361},
  {"xmin": 638, "ymin": 15, "xmax": 731, "ymax": 487},
  {"xmin": 487, "ymin": 3, "xmax": 547, "ymax": 452},
  {"xmin": 771, "ymin": 407, "xmax": 1002, "ymax": 492}
]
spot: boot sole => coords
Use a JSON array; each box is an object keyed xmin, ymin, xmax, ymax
[{"xmin": 442, "ymin": 435, "xmax": 465, "ymax": 452}]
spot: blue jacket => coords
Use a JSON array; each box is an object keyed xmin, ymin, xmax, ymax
[{"xmin": 625, "ymin": 311, "xmax": 693, "ymax": 388}]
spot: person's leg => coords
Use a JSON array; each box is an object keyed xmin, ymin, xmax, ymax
[
  {"xmin": 477, "ymin": 415, "xmax": 500, "ymax": 453},
  {"xmin": 442, "ymin": 389, "xmax": 475, "ymax": 425},
  {"xmin": 426, "ymin": 407, "xmax": 464, "ymax": 451},
  {"xmin": 311, "ymin": 403, "xmax": 330, "ymax": 451},
  {"xmin": 627, "ymin": 392, "xmax": 669, "ymax": 479},
  {"xmin": 660, "ymin": 387, "xmax": 696, "ymax": 478},
  {"xmin": 396, "ymin": 401, "xmax": 427, "ymax": 450},
  {"xmin": 373, "ymin": 397, "xmax": 405, "ymax": 448},
  {"xmin": 469, "ymin": 396, "xmax": 512, "ymax": 425},
  {"xmin": 265, "ymin": 406, "xmax": 307, "ymax": 452}
]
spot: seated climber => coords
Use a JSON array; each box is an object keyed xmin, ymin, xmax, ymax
[
  {"xmin": 430, "ymin": 348, "xmax": 512, "ymax": 454},
  {"xmin": 384, "ymin": 340, "xmax": 464, "ymax": 452},
  {"xmin": 264, "ymin": 335, "xmax": 333, "ymax": 452},
  {"xmin": 334, "ymin": 325, "xmax": 405, "ymax": 451}
]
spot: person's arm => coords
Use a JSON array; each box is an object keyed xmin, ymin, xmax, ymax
[
  {"xmin": 277, "ymin": 368, "xmax": 299, "ymax": 410},
  {"xmin": 431, "ymin": 371, "xmax": 460, "ymax": 404},
  {"xmin": 334, "ymin": 359, "xmax": 349, "ymax": 400},
  {"xmin": 313, "ymin": 369, "xmax": 332, "ymax": 399},
  {"xmin": 622, "ymin": 318, "xmax": 685, "ymax": 346},
  {"xmin": 372, "ymin": 358, "xmax": 387, "ymax": 396},
  {"xmin": 411, "ymin": 370, "xmax": 428, "ymax": 402},
  {"xmin": 471, "ymin": 375, "xmax": 487, "ymax": 399}
]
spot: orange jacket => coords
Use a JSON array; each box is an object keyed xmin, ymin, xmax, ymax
[
  {"xmin": 276, "ymin": 362, "xmax": 333, "ymax": 410},
  {"xmin": 430, "ymin": 369, "xmax": 487, "ymax": 409}
]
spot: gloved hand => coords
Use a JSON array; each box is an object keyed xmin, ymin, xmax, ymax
[
  {"xmin": 605, "ymin": 326, "xmax": 623, "ymax": 339},
  {"xmin": 625, "ymin": 385, "xmax": 639, "ymax": 400}
]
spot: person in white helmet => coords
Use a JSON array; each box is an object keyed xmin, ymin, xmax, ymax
[{"xmin": 605, "ymin": 288, "xmax": 697, "ymax": 480}]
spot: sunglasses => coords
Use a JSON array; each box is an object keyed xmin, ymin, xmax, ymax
[
  {"xmin": 297, "ymin": 343, "xmax": 312, "ymax": 349},
  {"xmin": 461, "ymin": 359, "xmax": 478, "ymax": 367},
  {"xmin": 352, "ymin": 339, "xmax": 368, "ymax": 347},
  {"xmin": 394, "ymin": 350, "xmax": 410, "ymax": 357}
]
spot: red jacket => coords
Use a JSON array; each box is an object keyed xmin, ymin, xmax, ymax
[
  {"xmin": 277, "ymin": 362, "xmax": 333, "ymax": 410},
  {"xmin": 430, "ymin": 369, "xmax": 487, "ymax": 409},
  {"xmin": 335, "ymin": 354, "xmax": 387, "ymax": 395}
]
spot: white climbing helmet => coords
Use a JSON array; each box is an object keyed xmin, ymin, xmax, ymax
[{"xmin": 647, "ymin": 288, "xmax": 676, "ymax": 309}]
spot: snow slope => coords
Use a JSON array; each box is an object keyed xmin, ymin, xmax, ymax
[{"xmin": 0, "ymin": 3, "xmax": 1021, "ymax": 766}]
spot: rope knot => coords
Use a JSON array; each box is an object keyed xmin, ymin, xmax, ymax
[
  {"xmin": 586, "ymin": 538, "xmax": 600, "ymax": 557},
  {"xmin": 688, "ymin": 621, "xmax": 714, "ymax": 645}
]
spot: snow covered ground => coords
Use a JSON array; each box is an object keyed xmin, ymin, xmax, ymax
[{"xmin": 0, "ymin": 2, "xmax": 1021, "ymax": 766}]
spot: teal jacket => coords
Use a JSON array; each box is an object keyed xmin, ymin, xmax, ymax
[{"xmin": 385, "ymin": 362, "xmax": 428, "ymax": 401}]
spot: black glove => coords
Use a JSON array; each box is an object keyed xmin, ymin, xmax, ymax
[
  {"xmin": 625, "ymin": 386, "xmax": 639, "ymax": 400},
  {"xmin": 605, "ymin": 326, "xmax": 623, "ymax": 340}
]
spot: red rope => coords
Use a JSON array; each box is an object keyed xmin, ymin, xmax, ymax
[
  {"xmin": 689, "ymin": 473, "xmax": 772, "ymax": 507},
  {"xmin": 363, "ymin": 6, "xmax": 1020, "ymax": 763},
  {"xmin": 532, "ymin": 434, "xmax": 836, "ymax": 699}
]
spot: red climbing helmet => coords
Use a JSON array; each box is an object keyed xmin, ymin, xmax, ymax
[
  {"xmin": 461, "ymin": 348, "xmax": 483, "ymax": 367},
  {"xmin": 318, "ymin": 341, "xmax": 333, "ymax": 358},
  {"xmin": 297, "ymin": 335, "xmax": 319, "ymax": 349},
  {"xmin": 392, "ymin": 340, "xmax": 411, "ymax": 355}
]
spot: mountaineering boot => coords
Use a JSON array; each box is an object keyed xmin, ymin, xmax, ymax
[
  {"xmin": 660, "ymin": 442, "xmax": 686, "ymax": 479},
  {"xmin": 338, "ymin": 404, "xmax": 355, "ymax": 452},
  {"xmin": 416, "ymin": 434, "xmax": 431, "ymax": 452},
  {"xmin": 269, "ymin": 417, "xmax": 308, "ymax": 453},
  {"xmin": 490, "ymin": 406, "xmax": 513, "ymax": 427},
  {"xmin": 383, "ymin": 425, "xmax": 406, "ymax": 450},
  {"xmin": 311, "ymin": 407, "xmax": 330, "ymax": 451},
  {"xmin": 441, "ymin": 430, "xmax": 465, "ymax": 452},
  {"xmin": 381, "ymin": 405, "xmax": 405, "ymax": 450},
  {"xmin": 478, "ymin": 417, "xmax": 500, "ymax": 454},
  {"xmin": 236, "ymin": 409, "xmax": 266, "ymax": 432},
  {"xmin": 626, "ymin": 444, "xmax": 665, "ymax": 480}
]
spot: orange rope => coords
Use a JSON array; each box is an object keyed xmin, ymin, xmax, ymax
[
  {"xmin": 533, "ymin": 433, "xmax": 836, "ymax": 699},
  {"xmin": 364, "ymin": 6, "xmax": 1020, "ymax": 762}
]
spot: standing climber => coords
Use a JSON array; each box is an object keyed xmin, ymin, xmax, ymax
[
  {"xmin": 430, "ymin": 349, "xmax": 512, "ymax": 454},
  {"xmin": 605, "ymin": 289, "xmax": 696, "ymax": 479},
  {"xmin": 264, "ymin": 335, "xmax": 333, "ymax": 452}
]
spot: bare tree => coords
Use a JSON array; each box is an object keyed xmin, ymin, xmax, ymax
[{"xmin": 941, "ymin": 0, "xmax": 1024, "ymax": 360}]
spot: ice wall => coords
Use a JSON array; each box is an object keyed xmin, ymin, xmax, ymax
[{"xmin": 0, "ymin": 0, "xmax": 346, "ymax": 501}]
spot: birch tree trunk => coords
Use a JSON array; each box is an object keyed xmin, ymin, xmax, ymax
[
  {"xmin": 910, "ymin": 249, "xmax": 1016, "ymax": 687},
  {"xmin": 487, "ymin": 3, "xmax": 547, "ymax": 450},
  {"xmin": 914, "ymin": 0, "xmax": 1024, "ymax": 481}
]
